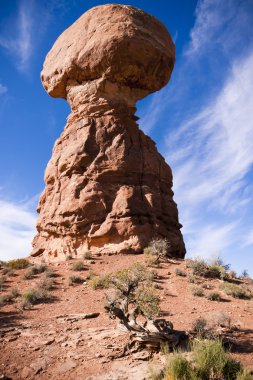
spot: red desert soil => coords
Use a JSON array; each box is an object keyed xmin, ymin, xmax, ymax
[{"xmin": 0, "ymin": 254, "xmax": 253, "ymax": 379}]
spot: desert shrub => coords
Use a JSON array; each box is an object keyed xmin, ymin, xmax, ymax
[
  {"xmin": 175, "ymin": 268, "xmax": 187, "ymax": 277},
  {"xmin": 192, "ymin": 317, "xmax": 207, "ymax": 335},
  {"xmin": 165, "ymin": 352, "xmax": 193, "ymax": 380},
  {"xmin": 144, "ymin": 238, "xmax": 170, "ymax": 265},
  {"xmin": 192, "ymin": 339, "xmax": 240, "ymax": 379},
  {"xmin": 72, "ymin": 261, "xmax": 85, "ymax": 271},
  {"xmin": 156, "ymin": 339, "xmax": 250, "ymax": 380},
  {"xmin": 135, "ymin": 285, "xmax": 160, "ymax": 318},
  {"xmin": 207, "ymin": 292, "xmax": 222, "ymax": 301},
  {"xmin": 68, "ymin": 275, "xmax": 84, "ymax": 286},
  {"xmin": 0, "ymin": 288, "xmax": 20, "ymax": 305},
  {"xmin": 190, "ymin": 285, "xmax": 204, "ymax": 297},
  {"xmin": 210, "ymin": 312, "xmax": 231, "ymax": 329},
  {"xmin": 24, "ymin": 264, "xmax": 48, "ymax": 279},
  {"xmin": 222, "ymin": 282, "xmax": 249, "ymax": 299},
  {"xmin": 209, "ymin": 260, "xmax": 229, "ymax": 281},
  {"xmin": 45, "ymin": 269, "xmax": 56, "ymax": 278},
  {"xmin": 148, "ymin": 365, "xmax": 164, "ymax": 380},
  {"xmin": 5, "ymin": 258, "xmax": 29, "ymax": 270},
  {"xmin": 83, "ymin": 250, "xmax": 92, "ymax": 260},
  {"xmin": 38, "ymin": 278, "xmax": 54, "ymax": 291},
  {"xmin": 22, "ymin": 287, "xmax": 50, "ymax": 307},
  {"xmin": 187, "ymin": 274, "xmax": 197, "ymax": 283},
  {"xmin": 66, "ymin": 253, "xmax": 73, "ymax": 260},
  {"xmin": 187, "ymin": 258, "xmax": 208, "ymax": 277},
  {"xmin": 88, "ymin": 273, "xmax": 111, "ymax": 290}
]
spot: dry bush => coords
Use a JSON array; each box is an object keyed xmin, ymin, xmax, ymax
[
  {"xmin": 5, "ymin": 258, "xmax": 29, "ymax": 270},
  {"xmin": 72, "ymin": 261, "xmax": 85, "ymax": 271},
  {"xmin": 68, "ymin": 275, "xmax": 84, "ymax": 286},
  {"xmin": 144, "ymin": 238, "xmax": 170, "ymax": 265},
  {"xmin": 207, "ymin": 292, "xmax": 222, "ymax": 302},
  {"xmin": 175, "ymin": 268, "xmax": 187, "ymax": 277},
  {"xmin": 221, "ymin": 282, "xmax": 249, "ymax": 299},
  {"xmin": 209, "ymin": 312, "xmax": 231, "ymax": 329},
  {"xmin": 190, "ymin": 285, "xmax": 204, "ymax": 297}
]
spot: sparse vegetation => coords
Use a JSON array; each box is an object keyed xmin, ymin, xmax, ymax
[
  {"xmin": 0, "ymin": 276, "xmax": 6, "ymax": 291},
  {"xmin": 5, "ymin": 258, "xmax": 29, "ymax": 270},
  {"xmin": 187, "ymin": 274, "xmax": 197, "ymax": 283},
  {"xmin": 88, "ymin": 273, "xmax": 111, "ymax": 290},
  {"xmin": 144, "ymin": 238, "xmax": 170, "ymax": 265},
  {"xmin": 68, "ymin": 275, "xmax": 84, "ymax": 286},
  {"xmin": 151, "ymin": 338, "xmax": 250, "ymax": 380},
  {"xmin": 66, "ymin": 253, "xmax": 73, "ymax": 260},
  {"xmin": 38, "ymin": 278, "xmax": 54, "ymax": 291},
  {"xmin": 135, "ymin": 285, "xmax": 160, "ymax": 318},
  {"xmin": 210, "ymin": 312, "xmax": 231, "ymax": 329},
  {"xmin": 175, "ymin": 268, "xmax": 186, "ymax": 277},
  {"xmin": 22, "ymin": 287, "xmax": 51, "ymax": 308},
  {"xmin": 187, "ymin": 257, "xmax": 208, "ymax": 277},
  {"xmin": 221, "ymin": 282, "xmax": 249, "ymax": 299},
  {"xmin": 0, "ymin": 288, "xmax": 20, "ymax": 306},
  {"xmin": 24, "ymin": 264, "xmax": 48, "ymax": 279},
  {"xmin": 207, "ymin": 291, "xmax": 222, "ymax": 301},
  {"xmin": 165, "ymin": 352, "xmax": 193, "ymax": 380},
  {"xmin": 72, "ymin": 261, "xmax": 85, "ymax": 271},
  {"xmin": 190, "ymin": 285, "xmax": 204, "ymax": 297},
  {"xmin": 192, "ymin": 317, "xmax": 207, "ymax": 336}
]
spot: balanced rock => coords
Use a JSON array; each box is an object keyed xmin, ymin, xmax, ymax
[{"xmin": 31, "ymin": 4, "xmax": 185, "ymax": 260}]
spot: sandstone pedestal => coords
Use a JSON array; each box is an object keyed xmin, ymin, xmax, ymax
[{"xmin": 31, "ymin": 4, "xmax": 185, "ymax": 261}]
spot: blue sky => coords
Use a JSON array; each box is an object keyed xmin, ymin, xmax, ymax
[{"xmin": 0, "ymin": 0, "xmax": 253, "ymax": 276}]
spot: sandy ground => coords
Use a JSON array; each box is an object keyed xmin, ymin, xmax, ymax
[{"xmin": 0, "ymin": 254, "xmax": 253, "ymax": 379}]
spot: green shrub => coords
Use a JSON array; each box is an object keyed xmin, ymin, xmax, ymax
[
  {"xmin": 222, "ymin": 283, "xmax": 249, "ymax": 299},
  {"xmin": 135, "ymin": 285, "xmax": 160, "ymax": 318},
  {"xmin": 72, "ymin": 261, "xmax": 85, "ymax": 271},
  {"xmin": 68, "ymin": 275, "xmax": 84, "ymax": 285},
  {"xmin": 88, "ymin": 273, "xmax": 111, "ymax": 290},
  {"xmin": 5, "ymin": 258, "xmax": 29, "ymax": 270},
  {"xmin": 165, "ymin": 352, "xmax": 193, "ymax": 380},
  {"xmin": 190, "ymin": 285, "xmax": 204, "ymax": 297},
  {"xmin": 175, "ymin": 268, "xmax": 187, "ymax": 277},
  {"xmin": 192, "ymin": 339, "xmax": 226, "ymax": 378},
  {"xmin": 207, "ymin": 292, "xmax": 222, "ymax": 301}
]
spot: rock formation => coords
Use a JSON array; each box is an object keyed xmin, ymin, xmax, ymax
[{"xmin": 31, "ymin": 4, "xmax": 185, "ymax": 261}]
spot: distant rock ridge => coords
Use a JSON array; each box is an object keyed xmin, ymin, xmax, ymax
[{"xmin": 31, "ymin": 4, "xmax": 186, "ymax": 261}]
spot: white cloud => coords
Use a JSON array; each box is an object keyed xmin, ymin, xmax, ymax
[
  {"xmin": 0, "ymin": 83, "xmax": 7, "ymax": 95},
  {"xmin": 137, "ymin": 0, "xmax": 253, "ymax": 275},
  {"xmin": 0, "ymin": 198, "xmax": 37, "ymax": 261},
  {"xmin": 0, "ymin": 0, "xmax": 34, "ymax": 71}
]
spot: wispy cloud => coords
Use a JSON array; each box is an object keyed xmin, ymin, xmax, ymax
[
  {"xmin": 0, "ymin": 0, "xmax": 34, "ymax": 71},
  {"xmin": 0, "ymin": 197, "xmax": 37, "ymax": 261},
  {"xmin": 138, "ymin": 0, "xmax": 253, "ymax": 274},
  {"xmin": 0, "ymin": 83, "xmax": 7, "ymax": 95}
]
